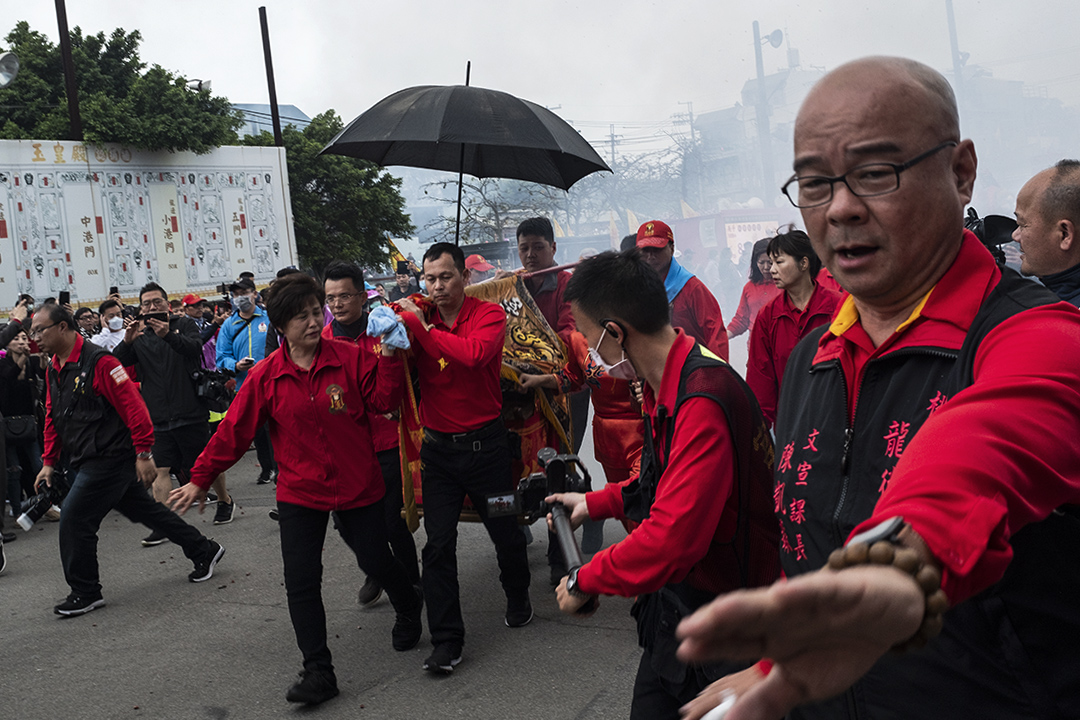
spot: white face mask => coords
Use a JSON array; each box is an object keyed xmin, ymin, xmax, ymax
[
  {"xmin": 587, "ymin": 327, "xmax": 637, "ymax": 381},
  {"xmin": 107, "ymin": 316, "xmax": 124, "ymax": 331}
]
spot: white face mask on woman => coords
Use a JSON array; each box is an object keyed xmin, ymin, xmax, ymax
[{"xmin": 587, "ymin": 327, "xmax": 637, "ymax": 381}]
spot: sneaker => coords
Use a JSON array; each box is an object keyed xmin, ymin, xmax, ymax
[
  {"xmin": 206, "ymin": 491, "xmax": 218, "ymax": 502},
  {"xmin": 358, "ymin": 576, "xmax": 383, "ymax": 607},
  {"xmin": 0, "ymin": 538, "xmax": 6, "ymax": 575},
  {"xmin": 268, "ymin": 507, "xmax": 279, "ymax": 521},
  {"xmin": 188, "ymin": 540, "xmax": 225, "ymax": 583},
  {"xmin": 285, "ymin": 668, "xmax": 339, "ymax": 705},
  {"xmin": 213, "ymin": 500, "xmax": 235, "ymax": 525},
  {"xmin": 141, "ymin": 530, "xmax": 168, "ymax": 547},
  {"xmin": 505, "ymin": 591, "xmax": 534, "ymax": 628},
  {"xmin": 1, "ymin": 531, "xmax": 15, "ymax": 543},
  {"xmin": 256, "ymin": 469, "xmax": 278, "ymax": 485},
  {"xmin": 423, "ymin": 643, "xmax": 462, "ymax": 674},
  {"xmin": 54, "ymin": 594, "xmax": 106, "ymax": 616},
  {"xmin": 392, "ymin": 587, "xmax": 424, "ymax": 651}
]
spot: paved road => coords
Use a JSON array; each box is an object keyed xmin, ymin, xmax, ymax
[{"xmin": 1, "ymin": 447, "xmax": 642, "ymax": 720}]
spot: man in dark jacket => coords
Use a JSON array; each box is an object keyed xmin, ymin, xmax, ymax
[
  {"xmin": 30, "ymin": 303, "xmax": 224, "ymax": 615},
  {"xmin": 115, "ymin": 283, "xmax": 234, "ymax": 540},
  {"xmin": 675, "ymin": 57, "xmax": 1080, "ymax": 720},
  {"xmin": 0, "ymin": 298, "xmax": 31, "ymax": 558},
  {"xmin": 1014, "ymin": 159, "xmax": 1080, "ymax": 306}
]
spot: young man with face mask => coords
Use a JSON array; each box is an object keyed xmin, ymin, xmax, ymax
[
  {"xmin": 544, "ymin": 249, "xmax": 779, "ymax": 720},
  {"xmin": 90, "ymin": 299, "xmax": 127, "ymax": 351},
  {"xmin": 216, "ymin": 278, "xmax": 277, "ymax": 484}
]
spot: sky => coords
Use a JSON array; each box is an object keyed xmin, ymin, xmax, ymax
[{"xmin": 7, "ymin": 0, "xmax": 1080, "ymax": 156}]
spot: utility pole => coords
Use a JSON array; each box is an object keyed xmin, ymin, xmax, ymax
[
  {"xmin": 678, "ymin": 100, "xmax": 703, "ymax": 208},
  {"xmin": 608, "ymin": 124, "xmax": 621, "ymax": 165},
  {"xmin": 753, "ymin": 20, "xmax": 777, "ymax": 199},
  {"xmin": 945, "ymin": 0, "xmax": 965, "ymax": 111},
  {"xmin": 259, "ymin": 7, "xmax": 283, "ymax": 147},
  {"xmin": 54, "ymin": 0, "xmax": 82, "ymax": 140}
]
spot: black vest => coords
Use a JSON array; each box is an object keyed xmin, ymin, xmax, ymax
[
  {"xmin": 626, "ymin": 343, "xmax": 780, "ymax": 688},
  {"xmin": 48, "ymin": 341, "xmax": 134, "ymax": 469},
  {"xmin": 776, "ymin": 267, "xmax": 1080, "ymax": 719}
]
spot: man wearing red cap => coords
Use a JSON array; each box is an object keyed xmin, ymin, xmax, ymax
[
  {"xmin": 464, "ymin": 253, "xmax": 495, "ymax": 284},
  {"xmin": 636, "ymin": 220, "xmax": 729, "ymax": 360}
]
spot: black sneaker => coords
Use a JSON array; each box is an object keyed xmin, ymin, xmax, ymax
[
  {"xmin": 358, "ymin": 576, "xmax": 383, "ymax": 607},
  {"xmin": 141, "ymin": 530, "xmax": 168, "ymax": 547},
  {"xmin": 285, "ymin": 668, "xmax": 339, "ymax": 705},
  {"xmin": 0, "ymin": 538, "xmax": 6, "ymax": 575},
  {"xmin": 392, "ymin": 587, "xmax": 424, "ymax": 651},
  {"xmin": 213, "ymin": 500, "xmax": 235, "ymax": 525},
  {"xmin": 505, "ymin": 591, "xmax": 534, "ymax": 628},
  {"xmin": 189, "ymin": 540, "xmax": 225, "ymax": 583},
  {"xmin": 256, "ymin": 471, "xmax": 271, "ymax": 485},
  {"xmin": 268, "ymin": 507, "xmax": 279, "ymax": 521},
  {"xmin": 206, "ymin": 491, "xmax": 218, "ymax": 502},
  {"xmin": 54, "ymin": 593, "xmax": 106, "ymax": 616},
  {"xmin": 423, "ymin": 643, "xmax": 462, "ymax": 674}
]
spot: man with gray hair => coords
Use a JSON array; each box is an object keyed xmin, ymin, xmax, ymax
[
  {"xmin": 1013, "ymin": 159, "xmax": 1080, "ymax": 305},
  {"xmin": 676, "ymin": 56, "xmax": 1080, "ymax": 720}
]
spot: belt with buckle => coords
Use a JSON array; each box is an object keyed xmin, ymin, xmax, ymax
[{"xmin": 424, "ymin": 419, "xmax": 503, "ymax": 452}]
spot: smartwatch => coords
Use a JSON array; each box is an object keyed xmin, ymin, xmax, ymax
[{"xmin": 565, "ymin": 567, "xmax": 591, "ymax": 599}]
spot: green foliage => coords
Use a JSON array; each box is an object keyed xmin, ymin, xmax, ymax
[
  {"xmin": 0, "ymin": 20, "xmax": 243, "ymax": 152},
  {"xmin": 242, "ymin": 111, "xmax": 413, "ymax": 272}
]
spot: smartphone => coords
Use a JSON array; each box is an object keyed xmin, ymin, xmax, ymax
[
  {"xmin": 137, "ymin": 311, "xmax": 169, "ymax": 323},
  {"xmin": 59, "ymin": 290, "xmax": 71, "ymax": 305},
  {"xmin": 109, "ymin": 286, "xmax": 119, "ymax": 296}
]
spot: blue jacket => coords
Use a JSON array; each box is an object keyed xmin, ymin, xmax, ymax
[{"xmin": 215, "ymin": 307, "xmax": 271, "ymax": 391}]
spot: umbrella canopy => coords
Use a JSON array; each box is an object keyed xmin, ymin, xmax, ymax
[{"xmin": 320, "ymin": 85, "xmax": 611, "ymax": 191}]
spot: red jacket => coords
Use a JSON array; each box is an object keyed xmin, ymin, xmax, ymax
[
  {"xmin": 671, "ymin": 275, "xmax": 729, "ymax": 361},
  {"xmin": 321, "ymin": 322, "xmax": 399, "ymax": 452},
  {"xmin": 557, "ymin": 330, "xmax": 643, "ymax": 472},
  {"xmin": 42, "ymin": 334, "xmax": 155, "ymax": 464},
  {"xmin": 747, "ymin": 283, "xmax": 842, "ymax": 426},
  {"xmin": 578, "ymin": 331, "xmax": 737, "ymax": 596},
  {"xmin": 401, "ymin": 294, "xmax": 505, "ymax": 433},
  {"xmin": 727, "ymin": 280, "xmax": 782, "ymax": 338},
  {"xmin": 526, "ymin": 269, "xmax": 575, "ymax": 343},
  {"xmin": 189, "ymin": 338, "xmax": 404, "ymax": 511},
  {"xmin": 821, "ymin": 233, "xmax": 1080, "ymax": 604}
]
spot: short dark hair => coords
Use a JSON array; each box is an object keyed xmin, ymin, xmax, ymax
[
  {"xmin": 375, "ymin": 283, "xmax": 385, "ymax": 290},
  {"xmin": 1042, "ymin": 159, "xmax": 1080, "ymax": 228},
  {"xmin": 276, "ymin": 265, "xmax": 300, "ymax": 278},
  {"xmin": 422, "ymin": 242, "xmax": 465, "ymax": 273},
  {"xmin": 619, "ymin": 234, "xmax": 637, "ymax": 252},
  {"xmin": 74, "ymin": 307, "xmax": 93, "ymax": 321},
  {"xmin": 767, "ymin": 226, "xmax": 822, "ymax": 279},
  {"xmin": 323, "ymin": 261, "xmax": 365, "ymax": 293},
  {"xmin": 139, "ymin": 282, "xmax": 168, "ymax": 302},
  {"xmin": 239, "ymin": 271, "xmax": 255, "ymax": 280},
  {"xmin": 99, "ymin": 299, "xmax": 122, "ymax": 315},
  {"xmin": 41, "ymin": 302, "xmax": 76, "ymax": 332},
  {"xmin": 516, "ymin": 217, "xmax": 554, "ymax": 244},
  {"xmin": 749, "ymin": 238, "xmax": 772, "ymax": 283},
  {"xmin": 564, "ymin": 249, "xmax": 669, "ymax": 334},
  {"xmin": 262, "ymin": 272, "xmax": 324, "ymax": 331}
]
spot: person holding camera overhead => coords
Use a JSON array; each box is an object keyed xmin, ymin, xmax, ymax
[
  {"xmin": 29, "ymin": 302, "xmax": 225, "ymax": 615},
  {"xmin": 216, "ymin": 277, "xmax": 277, "ymax": 485},
  {"xmin": 114, "ymin": 283, "xmax": 236, "ymax": 541}
]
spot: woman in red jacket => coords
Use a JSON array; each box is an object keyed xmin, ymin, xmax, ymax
[
  {"xmin": 169, "ymin": 273, "xmax": 422, "ymax": 707},
  {"xmin": 747, "ymin": 228, "xmax": 841, "ymax": 427},
  {"xmin": 726, "ymin": 239, "xmax": 782, "ymax": 339}
]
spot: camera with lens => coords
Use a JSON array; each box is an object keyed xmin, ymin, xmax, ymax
[
  {"xmin": 965, "ymin": 207, "xmax": 1017, "ymax": 266},
  {"xmin": 191, "ymin": 367, "xmax": 236, "ymax": 413},
  {"xmin": 486, "ymin": 447, "xmax": 592, "ymax": 522},
  {"xmin": 17, "ymin": 481, "xmax": 66, "ymax": 531}
]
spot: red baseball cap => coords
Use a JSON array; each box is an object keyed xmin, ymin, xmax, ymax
[
  {"xmin": 465, "ymin": 254, "xmax": 495, "ymax": 271},
  {"xmin": 636, "ymin": 220, "xmax": 675, "ymax": 249},
  {"xmin": 181, "ymin": 293, "xmax": 203, "ymax": 306}
]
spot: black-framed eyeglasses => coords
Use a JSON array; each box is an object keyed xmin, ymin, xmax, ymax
[
  {"xmin": 781, "ymin": 141, "xmax": 958, "ymax": 209},
  {"xmin": 29, "ymin": 323, "xmax": 57, "ymax": 339}
]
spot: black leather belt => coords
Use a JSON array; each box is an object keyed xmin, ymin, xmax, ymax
[{"xmin": 424, "ymin": 419, "xmax": 503, "ymax": 451}]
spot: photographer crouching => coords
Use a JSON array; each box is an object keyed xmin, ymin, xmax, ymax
[{"xmin": 544, "ymin": 250, "xmax": 779, "ymax": 718}]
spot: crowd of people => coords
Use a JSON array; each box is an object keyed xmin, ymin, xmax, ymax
[{"xmin": 1, "ymin": 54, "xmax": 1079, "ymax": 719}]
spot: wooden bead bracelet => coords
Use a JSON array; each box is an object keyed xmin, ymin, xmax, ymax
[{"xmin": 826, "ymin": 516, "xmax": 949, "ymax": 652}]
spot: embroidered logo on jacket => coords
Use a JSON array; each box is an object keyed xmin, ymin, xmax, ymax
[{"xmin": 325, "ymin": 384, "xmax": 346, "ymax": 413}]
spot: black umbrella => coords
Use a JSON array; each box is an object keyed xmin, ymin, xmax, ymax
[{"xmin": 321, "ymin": 74, "xmax": 611, "ymax": 243}]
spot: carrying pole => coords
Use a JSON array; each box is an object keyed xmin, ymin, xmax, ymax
[{"xmin": 454, "ymin": 61, "xmax": 471, "ymax": 245}]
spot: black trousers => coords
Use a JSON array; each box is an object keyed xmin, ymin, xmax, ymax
[
  {"xmin": 277, "ymin": 499, "xmax": 419, "ymax": 673},
  {"xmin": 61, "ymin": 457, "xmax": 211, "ymax": 597},
  {"xmin": 376, "ymin": 448, "xmax": 419, "ymax": 584},
  {"xmin": 253, "ymin": 423, "xmax": 277, "ymax": 475},
  {"xmin": 420, "ymin": 424, "xmax": 530, "ymax": 647}
]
